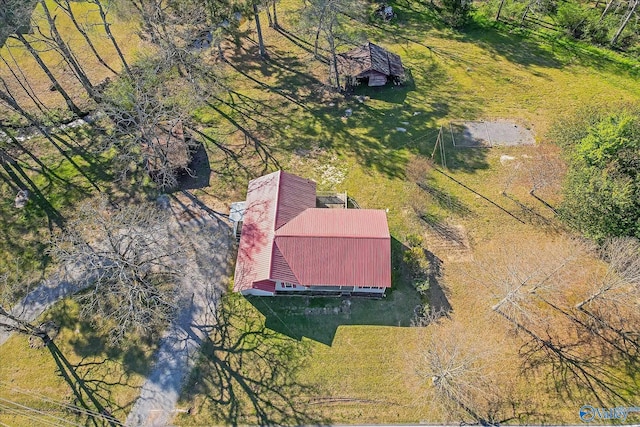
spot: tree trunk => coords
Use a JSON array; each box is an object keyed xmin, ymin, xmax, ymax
[
  {"xmin": 0, "ymin": 306, "xmax": 50, "ymax": 341},
  {"xmin": 600, "ymin": 0, "xmax": 618, "ymax": 22},
  {"xmin": 253, "ymin": 3, "xmax": 267, "ymax": 57},
  {"xmin": 611, "ymin": 0, "xmax": 638, "ymax": 46},
  {"xmin": 327, "ymin": 19, "xmax": 340, "ymax": 90},
  {"xmin": 39, "ymin": 1, "xmax": 98, "ymax": 102},
  {"xmin": 273, "ymin": 1, "xmax": 279, "ymax": 29},
  {"xmin": 91, "ymin": 0, "xmax": 132, "ymax": 75},
  {"xmin": 56, "ymin": 0, "xmax": 119, "ymax": 75},
  {"xmin": 314, "ymin": 4, "xmax": 328, "ymax": 58},
  {"xmin": 265, "ymin": 2, "xmax": 273, "ymax": 27},
  {"xmin": 13, "ymin": 33, "xmax": 83, "ymax": 116},
  {"xmin": 521, "ymin": 3, "xmax": 531, "ymax": 25},
  {"xmin": 496, "ymin": 0, "xmax": 506, "ymax": 21},
  {"xmin": 217, "ymin": 40, "xmax": 225, "ymax": 62}
]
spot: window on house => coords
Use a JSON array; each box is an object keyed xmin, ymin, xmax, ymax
[{"xmin": 283, "ymin": 283, "xmax": 295, "ymax": 288}]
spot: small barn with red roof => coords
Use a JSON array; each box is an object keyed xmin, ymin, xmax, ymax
[{"xmin": 233, "ymin": 170, "xmax": 391, "ymax": 296}]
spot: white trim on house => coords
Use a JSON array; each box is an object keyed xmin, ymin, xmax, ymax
[{"xmin": 274, "ymin": 281, "xmax": 386, "ymax": 294}]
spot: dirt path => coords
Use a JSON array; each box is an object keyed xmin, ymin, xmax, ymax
[
  {"xmin": 125, "ymin": 214, "xmax": 233, "ymax": 427},
  {"xmin": 0, "ymin": 266, "xmax": 88, "ymax": 347},
  {"xmin": 0, "ymin": 195, "xmax": 234, "ymax": 426}
]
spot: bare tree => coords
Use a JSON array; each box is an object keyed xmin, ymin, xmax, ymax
[
  {"xmin": 298, "ymin": 0, "xmax": 367, "ymax": 89},
  {"xmin": 49, "ymin": 197, "xmax": 184, "ymax": 344},
  {"xmin": 414, "ymin": 319, "xmax": 515, "ymax": 424},
  {"xmin": 611, "ymin": 0, "xmax": 639, "ymax": 46},
  {"xmin": 51, "ymin": 0, "xmax": 120, "ymax": 76},
  {"xmin": 575, "ymin": 237, "xmax": 640, "ymax": 355},
  {"xmin": 129, "ymin": 0, "xmax": 216, "ymax": 75},
  {"xmin": 10, "ymin": 31, "xmax": 83, "ymax": 116},
  {"xmin": 252, "ymin": 1, "xmax": 267, "ymax": 57},
  {"xmin": 577, "ymin": 237, "xmax": 640, "ymax": 309},
  {"xmin": 474, "ymin": 241, "xmax": 638, "ymax": 404},
  {"xmin": 35, "ymin": 0, "xmax": 98, "ymax": 102},
  {"xmin": 0, "ymin": 263, "xmax": 55, "ymax": 343},
  {"xmin": 100, "ymin": 56, "xmax": 203, "ymax": 190},
  {"xmin": 87, "ymin": 0, "xmax": 132, "ymax": 76}
]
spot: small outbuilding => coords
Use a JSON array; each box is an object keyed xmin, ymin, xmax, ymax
[{"xmin": 336, "ymin": 42, "xmax": 405, "ymax": 87}]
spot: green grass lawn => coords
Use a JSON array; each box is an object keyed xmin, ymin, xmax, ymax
[{"xmin": 0, "ymin": 299, "xmax": 155, "ymax": 426}]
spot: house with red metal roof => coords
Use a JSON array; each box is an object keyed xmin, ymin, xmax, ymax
[{"xmin": 232, "ymin": 170, "xmax": 392, "ymax": 296}]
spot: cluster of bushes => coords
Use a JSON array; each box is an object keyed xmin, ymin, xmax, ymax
[
  {"xmin": 554, "ymin": 2, "xmax": 640, "ymax": 49},
  {"xmin": 404, "ymin": 234, "xmax": 430, "ymax": 296},
  {"xmin": 484, "ymin": 0, "xmax": 640, "ymax": 51},
  {"xmin": 551, "ymin": 106, "xmax": 640, "ymax": 242},
  {"xmin": 438, "ymin": 0, "xmax": 474, "ymax": 28},
  {"xmin": 403, "ymin": 234, "xmax": 433, "ymax": 324}
]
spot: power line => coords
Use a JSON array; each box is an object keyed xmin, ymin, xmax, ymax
[
  {"xmin": 0, "ymin": 401, "xmax": 66, "ymax": 427},
  {"xmin": 0, "ymin": 382, "xmax": 125, "ymax": 426},
  {"xmin": 0, "ymin": 397, "xmax": 85, "ymax": 427}
]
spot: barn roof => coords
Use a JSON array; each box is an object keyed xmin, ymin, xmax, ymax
[
  {"xmin": 336, "ymin": 42, "xmax": 404, "ymax": 79},
  {"xmin": 233, "ymin": 171, "xmax": 391, "ymax": 293}
]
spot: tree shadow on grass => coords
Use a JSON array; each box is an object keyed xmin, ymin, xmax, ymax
[
  {"xmin": 248, "ymin": 237, "xmax": 423, "ymax": 346},
  {"xmin": 417, "ymin": 180, "xmax": 473, "ymax": 217},
  {"xmin": 31, "ymin": 300, "xmax": 156, "ymax": 426},
  {"xmin": 221, "ymin": 31, "xmax": 492, "ymax": 179},
  {"xmin": 454, "ymin": 18, "xmax": 640, "ymax": 80},
  {"xmin": 206, "ymin": 102, "xmax": 281, "ymax": 175},
  {"xmin": 177, "ymin": 293, "xmax": 328, "ymax": 426},
  {"xmin": 45, "ymin": 299, "xmax": 157, "ymax": 377},
  {"xmin": 452, "ymin": 22, "xmax": 563, "ymax": 70},
  {"xmin": 0, "ymin": 158, "xmax": 65, "ymax": 229},
  {"xmin": 46, "ymin": 341, "xmax": 122, "ymax": 427},
  {"xmin": 519, "ymin": 326, "xmax": 639, "ymax": 407}
]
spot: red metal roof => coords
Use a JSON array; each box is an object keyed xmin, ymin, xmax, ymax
[
  {"xmin": 233, "ymin": 171, "xmax": 315, "ymax": 292},
  {"xmin": 275, "ymin": 171, "xmax": 316, "ymax": 229},
  {"xmin": 274, "ymin": 209, "xmax": 391, "ymax": 287},
  {"xmin": 275, "ymin": 208, "xmax": 390, "ymax": 238},
  {"xmin": 234, "ymin": 172, "xmax": 391, "ymax": 293}
]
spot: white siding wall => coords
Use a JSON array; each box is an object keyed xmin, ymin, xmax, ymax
[{"xmin": 275, "ymin": 281, "xmax": 309, "ymax": 292}]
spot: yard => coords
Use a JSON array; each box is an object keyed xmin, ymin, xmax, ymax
[
  {"xmin": 1, "ymin": 0, "xmax": 640, "ymax": 425},
  {"xmin": 173, "ymin": 1, "xmax": 640, "ymax": 425}
]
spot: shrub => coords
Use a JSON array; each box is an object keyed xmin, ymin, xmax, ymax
[
  {"xmin": 439, "ymin": 0, "xmax": 473, "ymax": 28},
  {"xmin": 555, "ymin": 2, "xmax": 590, "ymax": 39}
]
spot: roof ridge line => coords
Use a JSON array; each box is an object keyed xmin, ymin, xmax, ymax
[
  {"xmin": 274, "ymin": 235, "xmax": 390, "ymax": 239},
  {"xmin": 266, "ymin": 170, "xmax": 283, "ymax": 282}
]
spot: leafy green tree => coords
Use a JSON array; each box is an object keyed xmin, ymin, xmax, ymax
[{"xmin": 554, "ymin": 109, "xmax": 640, "ymax": 241}]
